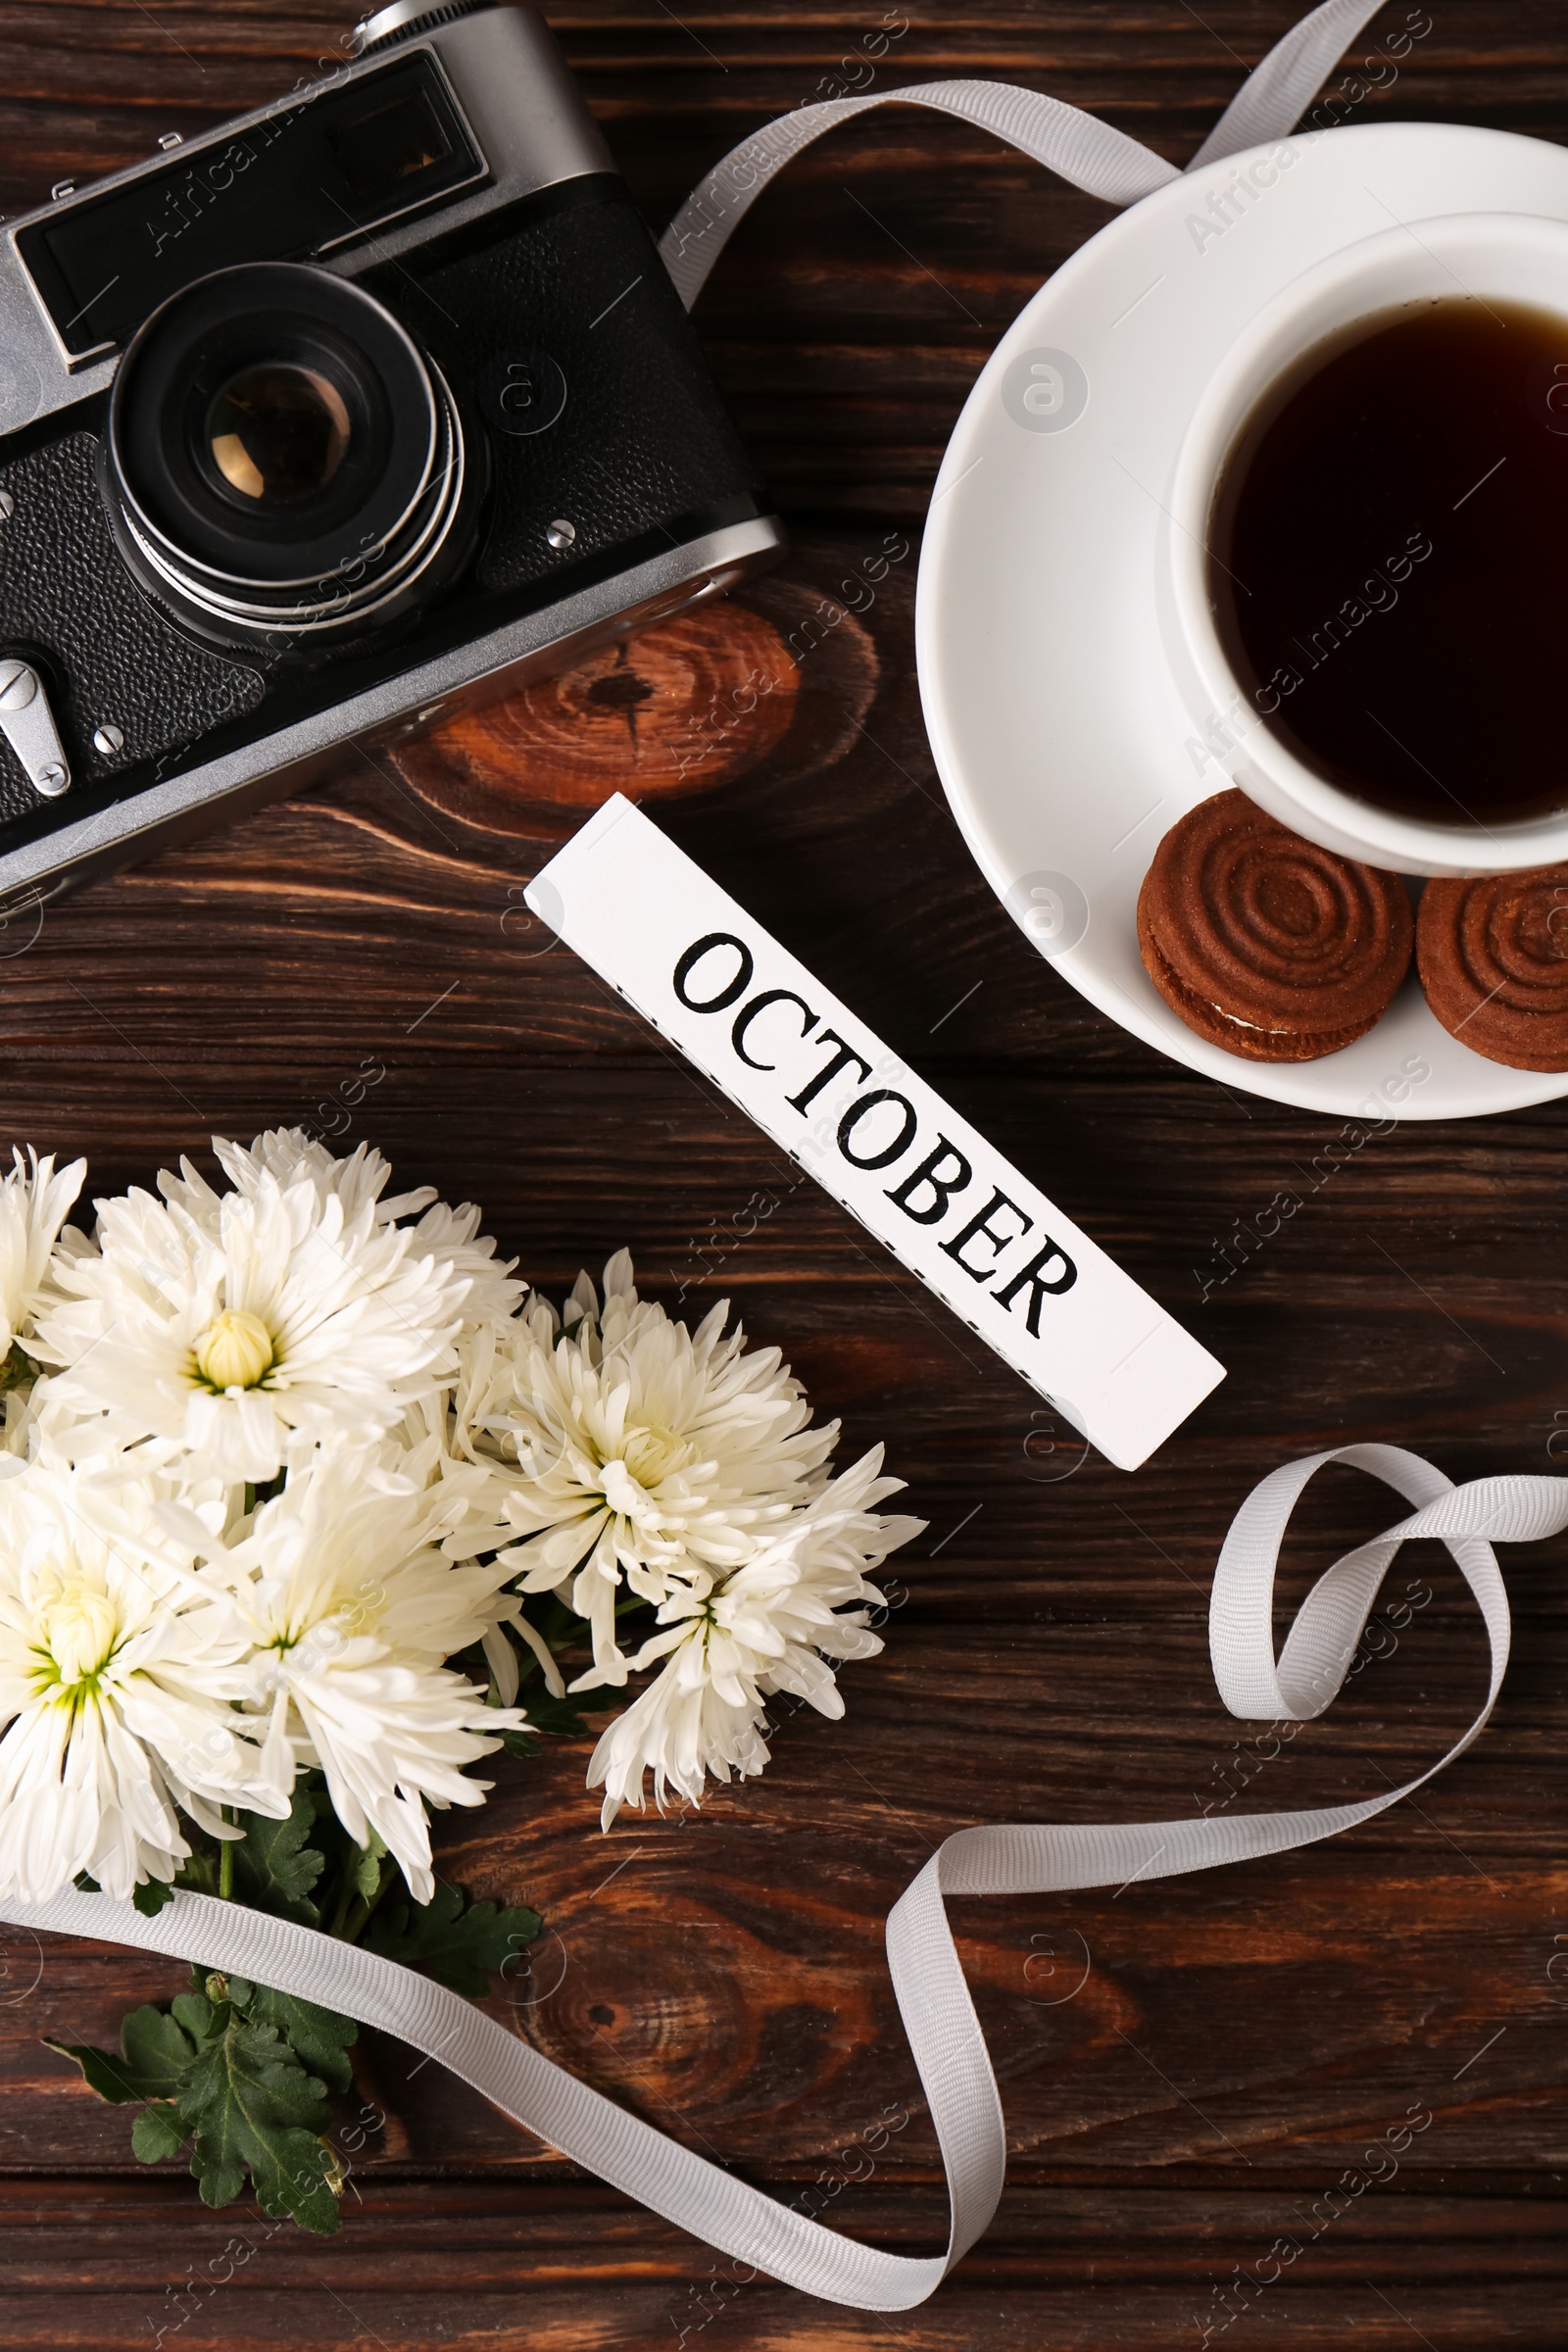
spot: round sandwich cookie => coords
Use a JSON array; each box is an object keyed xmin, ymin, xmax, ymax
[
  {"xmin": 1417, "ymin": 865, "xmax": 1568, "ymax": 1070},
  {"xmin": 1137, "ymin": 789, "xmax": 1413, "ymax": 1063}
]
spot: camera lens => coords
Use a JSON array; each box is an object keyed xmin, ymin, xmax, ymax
[
  {"xmin": 206, "ymin": 365, "xmax": 353, "ymax": 507},
  {"xmin": 105, "ymin": 261, "xmax": 473, "ymax": 653}
]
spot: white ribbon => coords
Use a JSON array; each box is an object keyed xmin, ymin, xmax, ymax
[
  {"xmin": 7, "ymin": 1444, "xmax": 1564, "ymax": 2308},
  {"xmin": 658, "ymin": 0, "xmax": 1387, "ymax": 307}
]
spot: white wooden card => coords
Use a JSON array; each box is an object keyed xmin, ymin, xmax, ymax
[{"xmin": 526, "ymin": 796, "xmax": 1224, "ymax": 1468}]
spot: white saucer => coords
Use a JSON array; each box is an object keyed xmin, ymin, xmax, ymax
[{"xmin": 916, "ymin": 122, "xmax": 1568, "ymax": 1121}]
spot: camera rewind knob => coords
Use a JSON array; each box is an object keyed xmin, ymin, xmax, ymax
[
  {"xmin": 0, "ymin": 660, "xmax": 71, "ymax": 799},
  {"xmin": 351, "ymin": 1, "xmax": 493, "ymax": 57}
]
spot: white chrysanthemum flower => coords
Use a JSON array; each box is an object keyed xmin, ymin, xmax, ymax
[
  {"xmin": 0, "ymin": 1460, "xmax": 275, "ymax": 1903},
  {"xmin": 408, "ymin": 1196, "xmax": 527, "ymax": 1335},
  {"xmin": 587, "ymin": 1446, "xmax": 921, "ymax": 1829},
  {"xmin": 30, "ymin": 1158, "xmax": 472, "ymax": 1483},
  {"xmin": 477, "ymin": 1251, "xmax": 838, "ymax": 1687},
  {"xmin": 170, "ymin": 1130, "xmax": 525, "ymax": 1332},
  {"xmin": 210, "ymin": 1446, "xmax": 528, "ymax": 1901},
  {"xmin": 0, "ymin": 1148, "xmax": 85, "ymax": 1369},
  {"xmin": 176, "ymin": 1130, "xmax": 435, "ymax": 1225}
]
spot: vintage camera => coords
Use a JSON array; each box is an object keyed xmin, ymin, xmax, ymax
[{"xmin": 0, "ymin": 0, "xmax": 782, "ymax": 902}]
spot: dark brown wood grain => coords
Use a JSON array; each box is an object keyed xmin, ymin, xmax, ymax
[{"xmin": 0, "ymin": 4, "xmax": 1566, "ymax": 2347}]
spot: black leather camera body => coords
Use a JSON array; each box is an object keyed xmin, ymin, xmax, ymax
[{"xmin": 0, "ymin": 0, "xmax": 782, "ymax": 903}]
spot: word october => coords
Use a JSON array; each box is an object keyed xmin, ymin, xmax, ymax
[
  {"xmin": 527, "ymin": 797, "xmax": 1225, "ymax": 1470},
  {"xmin": 672, "ymin": 929, "xmax": 1076, "ymax": 1334}
]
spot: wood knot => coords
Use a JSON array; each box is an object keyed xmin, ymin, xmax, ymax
[{"xmin": 440, "ymin": 602, "xmax": 800, "ymax": 808}]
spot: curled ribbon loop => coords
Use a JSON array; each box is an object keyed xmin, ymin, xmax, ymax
[
  {"xmin": 8, "ymin": 1446, "xmax": 1565, "ymax": 2310},
  {"xmin": 657, "ymin": 0, "xmax": 1387, "ymax": 308}
]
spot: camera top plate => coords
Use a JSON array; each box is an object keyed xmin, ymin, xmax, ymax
[
  {"xmin": 18, "ymin": 54, "xmax": 485, "ymax": 367},
  {"xmin": 0, "ymin": 6, "xmax": 614, "ymax": 437}
]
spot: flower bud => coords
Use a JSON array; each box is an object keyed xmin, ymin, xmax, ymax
[
  {"xmin": 196, "ymin": 1309, "xmax": 275, "ymax": 1392},
  {"xmin": 42, "ymin": 1586, "xmax": 118, "ymax": 1688}
]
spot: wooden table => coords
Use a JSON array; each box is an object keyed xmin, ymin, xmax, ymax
[{"xmin": 1, "ymin": 4, "xmax": 1565, "ymax": 2344}]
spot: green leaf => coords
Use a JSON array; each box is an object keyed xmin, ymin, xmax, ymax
[
  {"xmin": 44, "ymin": 2038, "xmax": 147, "ymax": 2105},
  {"xmin": 351, "ymin": 1828, "xmax": 388, "ymax": 1905},
  {"xmin": 46, "ymin": 1994, "xmax": 195, "ymax": 2106},
  {"xmin": 498, "ymin": 1687, "xmax": 590, "ymax": 1757},
  {"xmin": 132, "ymin": 1877, "xmax": 173, "ymax": 1917},
  {"xmin": 229, "ymin": 1790, "xmax": 326, "ymax": 1928},
  {"xmin": 48, "ymin": 1972, "xmax": 346, "ymax": 2231},
  {"xmin": 121, "ymin": 2003, "xmax": 198, "ymax": 2096},
  {"xmin": 172, "ymin": 1987, "xmax": 223, "ymax": 2043},
  {"xmin": 366, "ymin": 1883, "xmax": 542, "ymax": 1997},
  {"xmin": 172, "ymin": 1845, "xmax": 218, "ymax": 1897},
  {"xmin": 130, "ymin": 2102, "xmax": 187, "ymax": 2163},
  {"xmin": 174, "ymin": 2014, "xmax": 340, "ymax": 2233},
  {"xmin": 243, "ymin": 1985, "xmax": 356, "ymax": 2095}
]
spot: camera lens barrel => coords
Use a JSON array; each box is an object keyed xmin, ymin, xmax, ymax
[{"xmin": 105, "ymin": 262, "xmax": 470, "ymax": 653}]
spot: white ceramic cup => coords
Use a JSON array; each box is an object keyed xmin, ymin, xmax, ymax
[{"xmin": 1158, "ymin": 210, "xmax": 1568, "ymax": 878}]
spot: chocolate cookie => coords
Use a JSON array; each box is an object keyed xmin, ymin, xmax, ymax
[
  {"xmin": 1417, "ymin": 865, "xmax": 1568, "ymax": 1069},
  {"xmin": 1137, "ymin": 790, "xmax": 1413, "ymax": 1062}
]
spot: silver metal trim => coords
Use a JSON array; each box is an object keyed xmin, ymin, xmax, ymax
[
  {"xmin": 116, "ymin": 342, "xmax": 467, "ymax": 639},
  {"xmin": 0, "ymin": 661, "xmax": 72, "ymax": 798},
  {"xmin": 309, "ymin": 56, "xmax": 489, "ymax": 261},
  {"xmin": 0, "ymin": 514, "xmax": 786, "ymax": 898},
  {"xmin": 22, "ymin": 55, "xmax": 491, "ymax": 377}
]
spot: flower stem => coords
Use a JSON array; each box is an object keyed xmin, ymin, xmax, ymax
[
  {"xmin": 219, "ymin": 1811, "xmax": 234, "ymax": 1902},
  {"xmin": 337, "ymin": 1896, "xmax": 368, "ymax": 1943},
  {"xmin": 325, "ymin": 1870, "xmax": 356, "ymax": 1940}
]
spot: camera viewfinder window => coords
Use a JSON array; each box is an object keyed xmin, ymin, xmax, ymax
[{"xmin": 328, "ymin": 93, "xmax": 454, "ymax": 197}]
